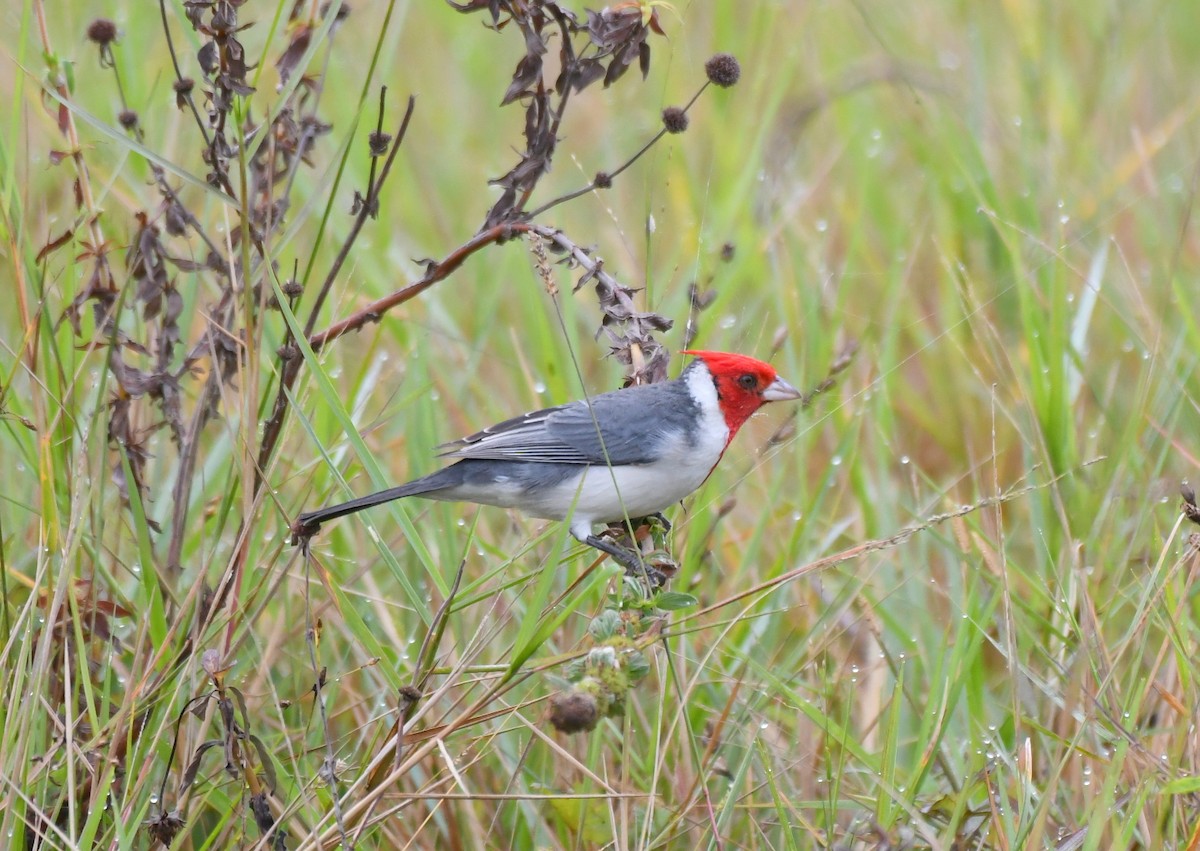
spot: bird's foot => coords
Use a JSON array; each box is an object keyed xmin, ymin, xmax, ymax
[
  {"xmin": 619, "ymin": 553, "xmax": 671, "ymax": 588},
  {"xmin": 584, "ymin": 534, "xmax": 674, "ymax": 588},
  {"xmin": 605, "ymin": 514, "xmax": 673, "ymax": 539},
  {"xmin": 644, "ymin": 512, "xmax": 672, "ymax": 533},
  {"xmin": 627, "ymin": 552, "xmax": 678, "ymax": 589}
]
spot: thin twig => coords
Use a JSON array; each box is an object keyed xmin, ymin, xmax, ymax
[
  {"xmin": 307, "ymin": 221, "xmax": 528, "ymax": 351},
  {"xmin": 158, "ymin": 0, "xmax": 211, "ymax": 147},
  {"xmin": 670, "ymin": 458, "xmax": 1108, "ymax": 630},
  {"xmin": 302, "ymin": 545, "xmax": 350, "ymax": 847},
  {"xmin": 255, "ymin": 93, "xmax": 415, "ymax": 483},
  {"xmin": 523, "ymin": 82, "xmax": 710, "ymax": 221}
]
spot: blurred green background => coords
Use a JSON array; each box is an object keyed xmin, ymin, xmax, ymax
[{"xmin": 3, "ymin": 0, "xmax": 1200, "ymax": 847}]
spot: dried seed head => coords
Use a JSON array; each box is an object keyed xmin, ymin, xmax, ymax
[
  {"xmin": 249, "ymin": 793, "xmax": 274, "ymax": 833},
  {"xmin": 398, "ymin": 685, "xmax": 423, "ymax": 703},
  {"xmin": 173, "ymin": 78, "xmax": 195, "ymax": 110},
  {"xmin": 661, "ymin": 106, "xmax": 689, "ymax": 134},
  {"xmin": 368, "ymin": 131, "xmax": 392, "ymax": 158},
  {"xmin": 593, "ymin": 171, "xmax": 613, "ymax": 189},
  {"xmin": 200, "ymin": 648, "xmax": 224, "ymax": 677},
  {"xmin": 118, "ymin": 110, "xmax": 139, "ymax": 131},
  {"xmin": 146, "ymin": 810, "xmax": 185, "ymax": 847},
  {"xmin": 705, "ymin": 53, "xmax": 741, "ymax": 88},
  {"xmin": 87, "ymin": 19, "xmax": 118, "ymax": 46},
  {"xmin": 549, "ymin": 690, "xmax": 599, "ymax": 734}
]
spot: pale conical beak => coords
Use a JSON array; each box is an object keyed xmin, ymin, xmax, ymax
[{"xmin": 762, "ymin": 376, "xmax": 802, "ymax": 402}]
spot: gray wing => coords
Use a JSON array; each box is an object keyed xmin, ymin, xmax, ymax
[{"xmin": 437, "ymin": 379, "xmax": 700, "ymax": 466}]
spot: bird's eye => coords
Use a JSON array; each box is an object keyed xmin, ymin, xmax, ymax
[{"xmin": 737, "ymin": 374, "xmax": 757, "ymax": 390}]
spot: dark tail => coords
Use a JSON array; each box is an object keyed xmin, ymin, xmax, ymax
[{"xmin": 295, "ymin": 472, "xmax": 451, "ymax": 536}]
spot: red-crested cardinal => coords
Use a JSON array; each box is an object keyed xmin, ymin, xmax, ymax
[{"xmin": 295, "ymin": 350, "xmax": 800, "ymax": 573}]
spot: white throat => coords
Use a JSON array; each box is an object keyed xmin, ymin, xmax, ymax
[{"xmin": 683, "ymin": 362, "xmax": 731, "ymax": 455}]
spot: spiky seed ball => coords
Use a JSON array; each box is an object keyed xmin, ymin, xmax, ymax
[
  {"xmin": 87, "ymin": 19, "xmax": 117, "ymax": 46},
  {"xmin": 705, "ymin": 53, "xmax": 741, "ymax": 87},
  {"xmin": 662, "ymin": 106, "xmax": 689, "ymax": 134}
]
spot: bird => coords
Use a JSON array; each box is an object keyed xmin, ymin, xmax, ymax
[{"xmin": 294, "ymin": 350, "xmax": 801, "ymax": 576}]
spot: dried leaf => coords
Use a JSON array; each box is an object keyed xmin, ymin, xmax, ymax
[
  {"xmin": 502, "ymin": 53, "xmax": 543, "ymax": 105},
  {"xmin": 37, "ymin": 228, "xmax": 74, "ymax": 262},
  {"xmin": 181, "ymin": 740, "xmax": 223, "ymax": 792},
  {"xmin": 275, "ymin": 25, "xmax": 311, "ymax": 86}
]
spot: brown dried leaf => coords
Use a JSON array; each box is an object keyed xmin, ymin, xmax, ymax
[
  {"xmin": 37, "ymin": 228, "xmax": 74, "ymax": 262},
  {"xmin": 503, "ymin": 53, "xmax": 543, "ymax": 105},
  {"xmin": 181, "ymin": 740, "xmax": 223, "ymax": 792},
  {"xmin": 275, "ymin": 25, "xmax": 311, "ymax": 86}
]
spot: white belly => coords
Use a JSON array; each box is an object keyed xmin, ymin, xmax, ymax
[{"xmin": 526, "ymin": 434, "xmax": 727, "ymax": 539}]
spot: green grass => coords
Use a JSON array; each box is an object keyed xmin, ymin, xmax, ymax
[{"xmin": 3, "ymin": 0, "xmax": 1200, "ymax": 848}]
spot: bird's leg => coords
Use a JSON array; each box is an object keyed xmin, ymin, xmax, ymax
[
  {"xmin": 584, "ymin": 534, "xmax": 667, "ymax": 588},
  {"xmin": 583, "ymin": 533, "xmax": 642, "ymax": 570}
]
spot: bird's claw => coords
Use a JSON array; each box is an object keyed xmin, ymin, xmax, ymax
[
  {"xmin": 585, "ymin": 533, "xmax": 672, "ymax": 588},
  {"xmin": 645, "ymin": 512, "xmax": 672, "ymax": 533},
  {"xmin": 623, "ymin": 558, "xmax": 669, "ymax": 589}
]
